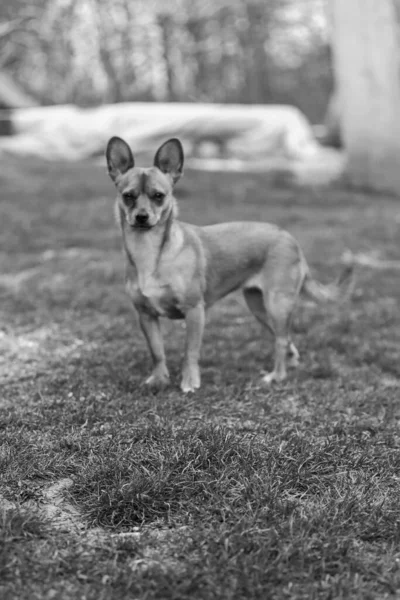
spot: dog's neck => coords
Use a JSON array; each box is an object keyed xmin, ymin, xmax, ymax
[{"xmin": 121, "ymin": 206, "xmax": 176, "ymax": 286}]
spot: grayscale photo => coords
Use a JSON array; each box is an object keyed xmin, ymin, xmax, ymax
[{"xmin": 1, "ymin": 1, "xmax": 400, "ymax": 598}]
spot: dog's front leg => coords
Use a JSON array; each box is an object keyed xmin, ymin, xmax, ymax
[
  {"xmin": 138, "ymin": 311, "xmax": 170, "ymax": 389},
  {"xmin": 181, "ymin": 303, "xmax": 205, "ymax": 393}
]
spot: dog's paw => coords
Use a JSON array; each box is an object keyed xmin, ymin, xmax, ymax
[
  {"xmin": 262, "ymin": 371, "xmax": 287, "ymax": 385},
  {"xmin": 180, "ymin": 366, "xmax": 201, "ymax": 394},
  {"xmin": 145, "ymin": 365, "xmax": 170, "ymax": 390}
]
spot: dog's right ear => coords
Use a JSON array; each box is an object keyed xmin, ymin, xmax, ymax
[{"xmin": 106, "ymin": 137, "xmax": 134, "ymax": 181}]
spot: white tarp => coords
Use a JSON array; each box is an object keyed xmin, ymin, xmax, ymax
[{"xmin": 0, "ymin": 102, "xmax": 344, "ymax": 183}]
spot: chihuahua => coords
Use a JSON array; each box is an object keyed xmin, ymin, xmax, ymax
[{"xmin": 106, "ymin": 136, "xmax": 353, "ymax": 393}]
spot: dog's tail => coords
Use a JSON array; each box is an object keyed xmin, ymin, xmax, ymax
[{"xmin": 300, "ymin": 257, "xmax": 355, "ymax": 304}]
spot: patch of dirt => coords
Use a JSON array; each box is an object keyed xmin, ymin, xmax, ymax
[
  {"xmin": 40, "ymin": 479, "xmax": 84, "ymax": 534},
  {"xmin": 0, "ymin": 479, "xmax": 83, "ymax": 533},
  {"xmin": 0, "ymin": 478, "xmax": 190, "ymax": 575},
  {"xmin": 0, "ymin": 327, "xmax": 86, "ymax": 387}
]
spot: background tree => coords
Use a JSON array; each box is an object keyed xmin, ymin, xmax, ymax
[
  {"xmin": 0, "ymin": 0, "xmax": 331, "ymax": 123},
  {"xmin": 331, "ymin": 0, "xmax": 400, "ymax": 194}
]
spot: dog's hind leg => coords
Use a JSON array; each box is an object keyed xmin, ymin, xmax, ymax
[
  {"xmin": 261, "ymin": 288, "xmax": 297, "ymax": 384},
  {"xmin": 243, "ymin": 287, "xmax": 272, "ymax": 331},
  {"xmin": 243, "ymin": 287, "xmax": 299, "ymax": 382}
]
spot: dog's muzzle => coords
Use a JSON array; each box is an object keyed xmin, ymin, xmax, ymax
[{"xmin": 135, "ymin": 212, "xmax": 149, "ymax": 226}]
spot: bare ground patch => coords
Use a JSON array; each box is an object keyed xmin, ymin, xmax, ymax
[{"xmin": 0, "ymin": 477, "xmax": 190, "ymax": 581}]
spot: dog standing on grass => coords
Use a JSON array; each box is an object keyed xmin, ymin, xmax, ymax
[{"xmin": 106, "ymin": 137, "xmax": 353, "ymax": 393}]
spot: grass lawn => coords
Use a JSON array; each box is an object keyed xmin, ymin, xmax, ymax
[{"xmin": 1, "ymin": 156, "xmax": 400, "ymax": 599}]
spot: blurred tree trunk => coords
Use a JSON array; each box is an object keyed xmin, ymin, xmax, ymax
[
  {"xmin": 331, "ymin": 0, "xmax": 400, "ymax": 194},
  {"xmin": 185, "ymin": 14, "xmax": 206, "ymax": 100},
  {"xmin": 96, "ymin": 1, "xmax": 123, "ymax": 103},
  {"xmin": 159, "ymin": 14, "xmax": 177, "ymax": 100},
  {"xmin": 243, "ymin": 1, "xmax": 267, "ymax": 103}
]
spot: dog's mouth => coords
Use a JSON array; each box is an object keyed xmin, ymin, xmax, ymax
[{"xmin": 130, "ymin": 222, "xmax": 154, "ymax": 230}]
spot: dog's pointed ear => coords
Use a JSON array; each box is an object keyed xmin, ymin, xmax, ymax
[
  {"xmin": 106, "ymin": 137, "xmax": 134, "ymax": 181},
  {"xmin": 154, "ymin": 138, "xmax": 184, "ymax": 183}
]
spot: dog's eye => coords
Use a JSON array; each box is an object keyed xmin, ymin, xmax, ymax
[
  {"xmin": 152, "ymin": 192, "xmax": 165, "ymax": 203},
  {"xmin": 123, "ymin": 193, "xmax": 136, "ymax": 207}
]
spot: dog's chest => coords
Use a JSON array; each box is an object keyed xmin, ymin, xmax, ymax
[
  {"xmin": 144, "ymin": 276, "xmax": 185, "ymax": 319},
  {"xmin": 124, "ymin": 227, "xmax": 190, "ymax": 319},
  {"xmin": 127, "ymin": 273, "xmax": 185, "ymax": 319}
]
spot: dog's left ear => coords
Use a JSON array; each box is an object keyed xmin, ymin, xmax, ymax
[
  {"xmin": 106, "ymin": 136, "xmax": 134, "ymax": 182},
  {"xmin": 154, "ymin": 138, "xmax": 184, "ymax": 183}
]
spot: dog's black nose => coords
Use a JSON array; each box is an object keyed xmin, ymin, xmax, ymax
[{"xmin": 136, "ymin": 212, "xmax": 149, "ymax": 225}]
